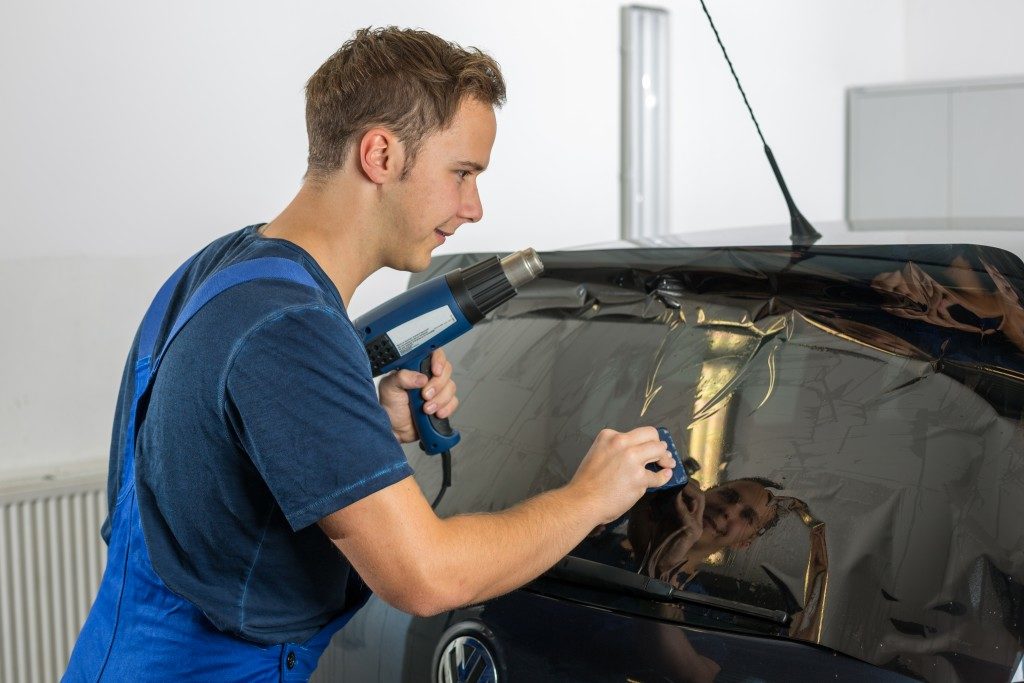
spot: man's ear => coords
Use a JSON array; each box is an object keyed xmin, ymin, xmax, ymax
[{"xmin": 358, "ymin": 127, "xmax": 404, "ymax": 184}]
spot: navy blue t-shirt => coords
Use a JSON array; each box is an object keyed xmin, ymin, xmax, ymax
[{"xmin": 102, "ymin": 225, "xmax": 413, "ymax": 644}]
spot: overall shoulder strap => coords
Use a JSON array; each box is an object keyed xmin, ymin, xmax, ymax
[
  {"xmin": 118, "ymin": 254, "xmax": 319, "ymax": 503},
  {"xmin": 136, "ymin": 255, "xmax": 320, "ymax": 381},
  {"xmin": 130, "ymin": 255, "xmax": 320, "ymax": 443},
  {"xmin": 120, "ymin": 254, "xmax": 320, "ymax": 492},
  {"xmin": 137, "ymin": 255, "xmax": 198, "ymax": 368},
  {"xmin": 152, "ymin": 257, "xmax": 318, "ymax": 372}
]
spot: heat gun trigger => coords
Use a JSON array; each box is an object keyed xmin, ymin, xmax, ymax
[{"xmin": 406, "ymin": 355, "xmax": 460, "ymax": 454}]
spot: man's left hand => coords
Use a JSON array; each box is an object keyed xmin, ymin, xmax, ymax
[{"xmin": 378, "ymin": 349, "xmax": 459, "ymax": 444}]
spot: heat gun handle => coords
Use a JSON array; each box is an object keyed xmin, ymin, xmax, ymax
[{"xmin": 407, "ymin": 355, "xmax": 461, "ymax": 455}]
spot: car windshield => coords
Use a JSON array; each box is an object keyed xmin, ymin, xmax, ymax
[{"xmin": 410, "ymin": 243, "xmax": 1024, "ymax": 683}]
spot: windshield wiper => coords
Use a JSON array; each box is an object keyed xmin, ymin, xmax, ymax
[{"xmin": 542, "ymin": 555, "xmax": 790, "ymax": 626}]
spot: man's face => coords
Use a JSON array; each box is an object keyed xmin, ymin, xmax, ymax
[
  {"xmin": 691, "ymin": 480, "xmax": 776, "ymax": 553},
  {"xmin": 632, "ymin": 479, "xmax": 778, "ymax": 585},
  {"xmin": 379, "ymin": 97, "xmax": 497, "ymax": 272}
]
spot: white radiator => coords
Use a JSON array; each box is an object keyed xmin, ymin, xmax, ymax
[{"xmin": 0, "ymin": 466, "xmax": 107, "ymax": 683}]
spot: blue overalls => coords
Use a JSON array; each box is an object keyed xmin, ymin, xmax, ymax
[{"xmin": 64, "ymin": 257, "xmax": 370, "ymax": 682}]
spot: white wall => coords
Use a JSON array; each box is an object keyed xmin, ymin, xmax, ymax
[
  {"xmin": 1, "ymin": 0, "xmax": 625, "ymax": 473},
  {"xmin": 0, "ymin": 1, "xmax": 908, "ymax": 261},
  {"xmin": 0, "ymin": 0, "xmax": 1020, "ymax": 473},
  {"xmin": 905, "ymin": 0, "xmax": 1024, "ymax": 81},
  {"xmin": 670, "ymin": 1, "xmax": 905, "ymax": 234}
]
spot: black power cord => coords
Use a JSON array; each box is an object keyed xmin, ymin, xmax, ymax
[{"xmin": 430, "ymin": 450, "xmax": 453, "ymax": 509}]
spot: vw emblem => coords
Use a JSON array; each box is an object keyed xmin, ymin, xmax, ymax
[{"xmin": 437, "ymin": 635, "xmax": 498, "ymax": 683}]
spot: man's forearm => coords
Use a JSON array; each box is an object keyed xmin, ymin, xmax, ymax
[
  {"xmin": 430, "ymin": 483, "xmax": 602, "ymax": 608},
  {"xmin": 322, "ymin": 428, "xmax": 670, "ymax": 618}
]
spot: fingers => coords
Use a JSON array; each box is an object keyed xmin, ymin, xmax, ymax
[
  {"xmin": 626, "ymin": 437, "xmax": 674, "ymax": 488},
  {"xmin": 679, "ymin": 481, "xmax": 704, "ymax": 511},
  {"xmin": 377, "ymin": 370, "xmax": 422, "ymax": 411},
  {"xmin": 384, "ymin": 351, "xmax": 457, "ymax": 415},
  {"xmin": 423, "ymin": 361, "xmax": 453, "ymax": 400},
  {"xmin": 386, "ymin": 351, "xmax": 453, "ymax": 396},
  {"xmin": 654, "ymin": 451, "xmax": 677, "ymax": 470},
  {"xmin": 430, "ymin": 348, "xmax": 448, "ymax": 376},
  {"xmin": 421, "ymin": 348, "xmax": 451, "ymax": 390},
  {"xmin": 690, "ymin": 485, "xmax": 706, "ymax": 519},
  {"xmin": 422, "ymin": 354, "xmax": 455, "ymax": 416},
  {"xmin": 645, "ymin": 465, "xmax": 675, "ymax": 489},
  {"xmin": 647, "ymin": 450, "xmax": 679, "ymax": 486},
  {"xmin": 389, "ymin": 369, "xmax": 427, "ymax": 391},
  {"xmin": 434, "ymin": 396, "xmax": 459, "ymax": 420},
  {"xmin": 593, "ymin": 427, "xmax": 676, "ymax": 489},
  {"xmin": 577, "ymin": 426, "xmax": 691, "ymax": 524},
  {"xmin": 598, "ymin": 425, "xmax": 660, "ymax": 448}
]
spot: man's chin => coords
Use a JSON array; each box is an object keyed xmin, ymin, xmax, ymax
[
  {"xmin": 387, "ymin": 249, "xmax": 435, "ymax": 274},
  {"xmin": 409, "ymin": 251, "xmax": 435, "ymax": 272}
]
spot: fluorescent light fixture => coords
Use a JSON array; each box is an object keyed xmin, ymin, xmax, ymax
[{"xmin": 621, "ymin": 5, "xmax": 670, "ymax": 241}]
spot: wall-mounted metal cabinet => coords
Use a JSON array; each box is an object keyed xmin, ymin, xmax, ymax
[{"xmin": 847, "ymin": 76, "xmax": 1024, "ymax": 230}]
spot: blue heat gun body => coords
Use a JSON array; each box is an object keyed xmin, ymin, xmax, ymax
[{"xmin": 353, "ymin": 249, "xmax": 544, "ymax": 455}]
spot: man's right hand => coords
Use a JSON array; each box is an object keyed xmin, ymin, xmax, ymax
[{"xmin": 570, "ymin": 427, "xmax": 675, "ymax": 524}]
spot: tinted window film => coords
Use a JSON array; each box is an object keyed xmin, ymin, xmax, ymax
[{"xmin": 408, "ymin": 245, "xmax": 1024, "ymax": 683}]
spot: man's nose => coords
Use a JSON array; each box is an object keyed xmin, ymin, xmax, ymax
[{"xmin": 459, "ymin": 182, "xmax": 484, "ymax": 223}]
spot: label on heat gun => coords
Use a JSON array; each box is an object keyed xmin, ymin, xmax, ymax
[{"xmin": 386, "ymin": 306, "xmax": 457, "ymax": 356}]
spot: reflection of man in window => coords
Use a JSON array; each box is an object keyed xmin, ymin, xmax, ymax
[{"xmin": 627, "ymin": 477, "xmax": 782, "ymax": 586}]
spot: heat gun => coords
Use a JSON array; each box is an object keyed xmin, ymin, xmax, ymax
[{"xmin": 353, "ymin": 248, "xmax": 544, "ymax": 455}]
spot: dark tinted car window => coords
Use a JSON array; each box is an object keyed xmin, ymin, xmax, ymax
[{"xmin": 408, "ymin": 245, "xmax": 1024, "ymax": 683}]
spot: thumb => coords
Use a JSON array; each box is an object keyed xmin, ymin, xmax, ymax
[{"xmin": 381, "ymin": 369, "xmax": 428, "ymax": 396}]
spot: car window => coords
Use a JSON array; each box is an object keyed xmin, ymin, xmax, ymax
[{"xmin": 407, "ymin": 244, "xmax": 1024, "ymax": 683}]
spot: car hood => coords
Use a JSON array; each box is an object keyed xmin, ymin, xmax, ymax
[{"xmin": 410, "ymin": 243, "xmax": 1024, "ymax": 683}]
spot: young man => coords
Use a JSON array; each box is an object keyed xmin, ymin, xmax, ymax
[{"xmin": 64, "ymin": 27, "xmax": 674, "ymax": 681}]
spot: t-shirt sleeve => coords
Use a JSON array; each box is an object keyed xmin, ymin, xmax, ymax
[{"xmin": 225, "ymin": 304, "xmax": 413, "ymax": 531}]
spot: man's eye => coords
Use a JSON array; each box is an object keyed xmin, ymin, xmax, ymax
[{"xmin": 455, "ymin": 170, "xmax": 470, "ymax": 180}]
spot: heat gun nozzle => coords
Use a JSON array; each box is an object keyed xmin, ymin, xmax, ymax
[
  {"xmin": 500, "ymin": 248, "xmax": 544, "ymax": 289},
  {"xmin": 453, "ymin": 248, "xmax": 545, "ymax": 323}
]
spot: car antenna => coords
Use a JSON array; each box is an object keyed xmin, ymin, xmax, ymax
[{"xmin": 697, "ymin": 0, "xmax": 821, "ymax": 247}]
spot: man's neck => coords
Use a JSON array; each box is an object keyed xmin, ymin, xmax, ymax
[{"xmin": 261, "ymin": 178, "xmax": 383, "ymax": 308}]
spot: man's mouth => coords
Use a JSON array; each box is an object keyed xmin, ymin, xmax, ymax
[{"xmin": 434, "ymin": 229, "xmax": 452, "ymax": 244}]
